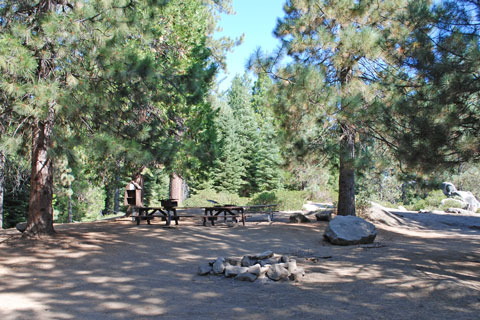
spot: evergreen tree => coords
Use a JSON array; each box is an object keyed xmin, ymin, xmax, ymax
[
  {"xmin": 253, "ymin": 116, "xmax": 284, "ymax": 191},
  {"xmin": 374, "ymin": 0, "xmax": 480, "ymax": 172},
  {"xmin": 211, "ymin": 97, "xmax": 247, "ymax": 193},
  {"xmin": 227, "ymin": 74, "xmax": 261, "ymax": 195},
  {"xmin": 0, "ymin": 0, "xmax": 230, "ymax": 236},
  {"xmin": 253, "ymin": 0, "xmax": 406, "ymax": 215}
]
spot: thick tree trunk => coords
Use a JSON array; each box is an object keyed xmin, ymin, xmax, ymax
[
  {"xmin": 169, "ymin": 172, "xmax": 182, "ymax": 206},
  {"xmin": 24, "ymin": 107, "xmax": 56, "ymax": 236},
  {"xmin": 0, "ymin": 151, "xmax": 5, "ymax": 229},
  {"xmin": 337, "ymin": 125, "xmax": 356, "ymax": 216}
]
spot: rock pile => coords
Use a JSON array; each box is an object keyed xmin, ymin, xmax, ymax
[{"xmin": 197, "ymin": 250, "xmax": 305, "ymax": 282}]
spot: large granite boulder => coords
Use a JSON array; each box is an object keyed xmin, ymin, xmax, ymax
[
  {"xmin": 442, "ymin": 182, "xmax": 480, "ymax": 212},
  {"xmin": 324, "ymin": 216, "xmax": 377, "ymax": 246}
]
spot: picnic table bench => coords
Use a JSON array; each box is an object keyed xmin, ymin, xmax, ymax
[
  {"xmin": 133, "ymin": 203, "xmax": 278, "ymax": 226},
  {"xmin": 203, "ymin": 204, "xmax": 278, "ymax": 226}
]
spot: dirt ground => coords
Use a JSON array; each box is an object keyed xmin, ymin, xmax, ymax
[{"xmin": 1, "ymin": 211, "xmax": 479, "ymax": 320}]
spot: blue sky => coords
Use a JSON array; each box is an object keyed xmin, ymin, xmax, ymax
[{"xmin": 215, "ymin": 0, "xmax": 285, "ymax": 91}]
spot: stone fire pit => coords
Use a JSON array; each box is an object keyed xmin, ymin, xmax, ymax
[{"xmin": 197, "ymin": 250, "xmax": 305, "ymax": 282}]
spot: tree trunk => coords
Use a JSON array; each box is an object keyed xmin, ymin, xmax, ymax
[
  {"xmin": 113, "ymin": 186, "xmax": 120, "ymax": 214},
  {"xmin": 68, "ymin": 193, "xmax": 73, "ymax": 223},
  {"xmin": 103, "ymin": 183, "xmax": 112, "ymax": 215},
  {"xmin": 337, "ymin": 125, "xmax": 356, "ymax": 216},
  {"xmin": 169, "ymin": 172, "xmax": 182, "ymax": 206},
  {"xmin": 24, "ymin": 107, "xmax": 56, "ymax": 236},
  {"xmin": 0, "ymin": 151, "xmax": 5, "ymax": 229}
]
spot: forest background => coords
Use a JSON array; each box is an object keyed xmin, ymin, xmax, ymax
[{"xmin": 1, "ymin": 0, "xmax": 479, "ymax": 233}]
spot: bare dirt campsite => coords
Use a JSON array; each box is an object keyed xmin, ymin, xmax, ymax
[{"xmin": 1, "ymin": 210, "xmax": 480, "ymax": 320}]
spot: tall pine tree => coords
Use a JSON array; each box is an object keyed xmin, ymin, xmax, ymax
[{"xmin": 256, "ymin": 0, "xmax": 407, "ymax": 215}]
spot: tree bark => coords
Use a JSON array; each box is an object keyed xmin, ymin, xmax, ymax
[
  {"xmin": 337, "ymin": 124, "xmax": 356, "ymax": 216},
  {"xmin": 0, "ymin": 151, "xmax": 5, "ymax": 229},
  {"xmin": 113, "ymin": 186, "xmax": 120, "ymax": 214},
  {"xmin": 68, "ymin": 193, "xmax": 73, "ymax": 223},
  {"xmin": 24, "ymin": 107, "xmax": 56, "ymax": 237},
  {"xmin": 103, "ymin": 183, "xmax": 112, "ymax": 215},
  {"xmin": 169, "ymin": 172, "xmax": 182, "ymax": 206}
]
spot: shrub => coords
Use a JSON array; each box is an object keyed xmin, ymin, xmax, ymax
[
  {"xmin": 250, "ymin": 191, "xmax": 278, "ymax": 206},
  {"xmin": 182, "ymin": 188, "xmax": 249, "ymax": 207}
]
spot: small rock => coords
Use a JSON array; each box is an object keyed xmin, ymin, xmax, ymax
[
  {"xmin": 286, "ymin": 260, "xmax": 297, "ymax": 273},
  {"xmin": 289, "ymin": 213, "xmax": 310, "ymax": 223},
  {"xmin": 253, "ymin": 250, "xmax": 274, "ymax": 260},
  {"xmin": 225, "ymin": 265, "xmax": 248, "ymax": 277},
  {"xmin": 247, "ymin": 264, "xmax": 262, "ymax": 276},
  {"xmin": 288, "ymin": 267, "xmax": 305, "ymax": 282},
  {"xmin": 280, "ymin": 255, "xmax": 289, "ymax": 263},
  {"xmin": 258, "ymin": 265, "xmax": 270, "ymax": 279},
  {"xmin": 315, "ymin": 210, "xmax": 333, "ymax": 221},
  {"xmin": 266, "ymin": 264, "xmax": 290, "ymax": 281},
  {"xmin": 226, "ymin": 257, "xmax": 242, "ymax": 266},
  {"xmin": 197, "ymin": 264, "xmax": 212, "ymax": 276},
  {"xmin": 235, "ymin": 272, "xmax": 258, "ymax": 282},
  {"xmin": 259, "ymin": 257, "xmax": 280, "ymax": 266},
  {"xmin": 16, "ymin": 222, "xmax": 27, "ymax": 233},
  {"xmin": 213, "ymin": 257, "xmax": 226, "ymax": 274},
  {"xmin": 241, "ymin": 255, "xmax": 257, "ymax": 267}
]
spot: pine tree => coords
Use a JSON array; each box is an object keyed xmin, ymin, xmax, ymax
[
  {"xmin": 373, "ymin": 0, "xmax": 480, "ymax": 171},
  {"xmin": 227, "ymin": 74, "xmax": 261, "ymax": 195},
  {"xmin": 0, "ymin": 0, "xmax": 231, "ymax": 236},
  {"xmin": 211, "ymin": 98, "xmax": 247, "ymax": 193},
  {"xmin": 255, "ymin": 0, "xmax": 407, "ymax": 215}
]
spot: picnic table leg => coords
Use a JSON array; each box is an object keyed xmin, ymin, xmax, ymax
[
  {"xmin": 203, "ymin": 208, "xmax": 208, "ymax": 226},
  {"xmin": 166, "ymin": 211, "xmax": 171, "ymax": 226},
  {"xmin": 241, "ymin": 208, "xmax": 245, "ymax": 226},
  {"xmin": 173, "ymin": 208, "xmax": 179, "ymax": 225}
]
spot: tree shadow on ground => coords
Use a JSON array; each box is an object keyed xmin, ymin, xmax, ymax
[{"xmin": 0, "ymin": 218, "xmax": 479, "ymax": 320}]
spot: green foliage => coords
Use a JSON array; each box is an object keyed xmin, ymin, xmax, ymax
[
  {"xmin": 250, "ymin": 191, "xmax": 278, "ymax": 206},
  {"xmin": 182, "ymin": 188, "xmax": 249, "ymax": 207}
]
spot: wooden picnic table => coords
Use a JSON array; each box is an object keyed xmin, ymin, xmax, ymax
[
  {"xmin": 203, "ymin": 204, "xmax": 278, "ymax": 226},
  {"xmin": 203, "ymin": 205, "xmax": 246, "ymax": 226},
  {"xmin": 133, "ymin": 205, "xmax": 178, "ymax": 226},
  {"xmin": 133, "ymin": 203, "xmax": 278, "ymax": 226}
]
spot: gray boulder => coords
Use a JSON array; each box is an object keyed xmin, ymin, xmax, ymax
[
  {"xmin": 266, "ymin": 264, "xmax": 290, "ymax": 281},
  {"xmin": 212, "ymin": 257, "xmax": 226, "ymax": 274},
  {"xmin": 225, "ymin": 265, "xmax": 248, "ymax": 277},
  {"xmin": 235, "ymin": 272, "xmax": 258, "ymax": 282},
  {"xmin": 197, "ymin": 264, "xmax": 212, "ymax": 276},
  {"xmin": 289, "ymin": 213, "xmax": 310, "ymax": 223},
  {"xmin": 442, "ymin": 182, "xmax": 480, "ymax": 212},
  {"xmin": 324, "ymin": 216, "xmax": 377, "ymax": 246},
  {"xmin": 16, "ymin": 222, "xmax": 27, "ymax": 233},
  {"xmin": 315, "ymin": 210, "xmax": 334, "ymax": 221}
]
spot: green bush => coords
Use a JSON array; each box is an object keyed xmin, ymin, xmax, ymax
[
  {"xmin": 407, "ymin": 190, "xmax": 446, "ymax": 211},
  {"xmin": 183, "ymin": 189, "xmax": 310, "ymax": 211},
  {"xmin": 250, "ymin": 191, "xmax": 278, "ymax": 205},
  {"xmin": 182, "ymin": 188, "xmax": 249, "ymax": 207}
]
